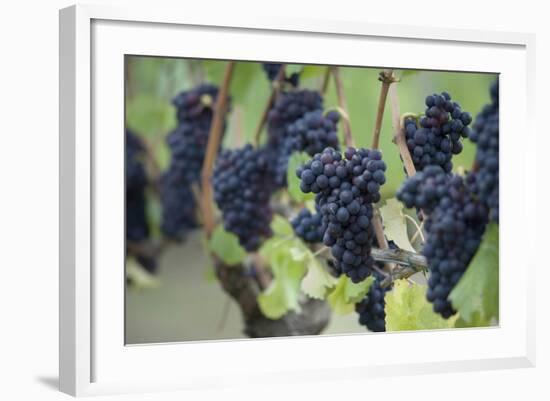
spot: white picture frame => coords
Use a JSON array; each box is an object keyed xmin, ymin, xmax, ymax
[{"xmin": 59, "ymin": 3, "xmax": 536, "ymax": 397}]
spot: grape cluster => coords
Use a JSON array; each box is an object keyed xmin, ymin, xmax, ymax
[
  {"xmin": 404, "ymin": 92, "xmax": 472, "ymax": 173},
  {"xmin": 126, "ymin": 129, "xmax": 158, "ymax": 273},
  {"xmin": 470, "ymin": 80, "xmax": 499, "ymax": 222},
  {"xmin": 266, "ymin": 90, "xmax": 323, "ymax": 147},
  {"xmin": 160, "ymin": 84, "xmax": 225, "ymax": 240},
  {"xmin": 397, "ymin": 171, "xmax": 488, "ymax": 318},
  {"xmin": 297, "ymin": 147, "xmax": 386, "ymax": 283},
  {"xmin": 396, "ymin": 165, "xmax": 450, "ymax": 214},
  {"xmin": 159, "ymin": 167, "xmax": 198, "ymax": 240},
  {"xmin": 213, "ymin": 145, "xmax": 274, "ymax": 251},
  {"xmin": 262, "ymin": 63, "xmax": 300, "ymax": 87},
  {"xmin": 355, "ymin": 274, "xmax": 389, "ymax": 332},
  {"xmin": 172, "ymin": 83, "xmax": 219, "ymax": 124},
  {"xmin": 126, "ymin": 129, "xmax": 149, "ymax": 242},
  {"xmin": 271, "ymin": 109, "xmax": 340, "ymax": 187},
  {"xmin": 291, "ymin": 208, "xmax": 325, "ymax": 243}
]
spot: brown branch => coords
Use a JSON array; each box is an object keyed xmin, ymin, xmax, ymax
[
  {"xmin": 138, "ymin": 136, "xmax": 162, "ymax": 195},
  {"xmin": 251, "ymin": 253, "xmax": 272, "ymax": 290},
  {"xmin": 369, "ymin": 70, "xmax": 400, "ymax": 271},
  {"xmin": 380, "ymin": 261, "xmax": 426, "ymax": 289},
  {"xmin": 387, "ymin": 76, "xmax": 428, "ymax": 227},
  {"xmin": 331, "ymin": 66, "xmax": 353, "ymax": 147},
  {"xmin": 200, "ymin": 61, "xmax": 235, "ymax": 237},
  {"xmin": 320, "ymin": 67, "xmax": 331, "ymax": 95},
  {"xmin": 315, "ymin": 246, "xmax": 427, "ymax": 272},
  {"xmin": 126, "ymin": 238, "xmax": 169, "ymax": 261},
  {"xmin": 371, "ymin": 69, "xmax": 396, "ymax": 150},
  {"xmin": 254, "ymin": 65, "xmax": 286, "ymax": 146},
  {"xmin": 388, "ymin": 82, "xmax": 417, "ymax": 178}
]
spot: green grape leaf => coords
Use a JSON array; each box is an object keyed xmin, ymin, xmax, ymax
[
  {"xmin": 125, "ymin": 94, "xmax": 175, "ymax": 136},
  {"xmin": 258, "ymin": 237, "xmax": 307, "ymax": 319},
  {"xmin": 300, "ymin": 65, "xmax": 327, "ymax": 79},
  {"xmin": 449, "ymin": 223, "xmax": 499, "ymax": 325},
  {"xmin": 300, "ymin": 252, "xmax": 338, "ymax": 300},
  {"xmin": 327, "ymin": 275, "xmax": 374, "ymax": 315},
  {"xmin": 208, "ymin": 225, "xmax": 247, "ymax": 266},
  {"xmin": 271, "ymin": 214, "xmax": 295, "ymax": 237},
  {"xmin": 126, "ymin": 259, "xmax": 161, "ymax": 290},
  {"xmin": 385, "ymin": 280, "xmax": 456, "ymax": 331},
  {"xmin": 379, "ymin": 198, "xmax": 416, "ymax": 252},
  {"xmin": 398, "ymin": 69, "xmax": 420, "ymax": 78},
  {"xmin": 203, "ymin": 61, "xmax": 265, "ymax": 106},
  {"xmin": 285, "ymin": 64, "xmax": 304, "ymax": 76},
  {"xmin": 287, "ymin": 152, "xmax": 315, "ymax": 202}
]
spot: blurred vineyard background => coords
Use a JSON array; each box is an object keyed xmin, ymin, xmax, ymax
[{"xmin": 125, "ymin": 56, "xmax": 497, "ymax": 344}]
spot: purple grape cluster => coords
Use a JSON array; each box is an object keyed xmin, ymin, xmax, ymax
[
  {"xmin": 397, "ymin": 171, "xmax": 489, "ymax": 318},
  {"xmin": 262, "ymin": 63, "xmax": 300, "ymax": 87},
  {"xmin": 126, "ymin": 129, "xmax": 149, "ymax": 242},
  {"xmin": 160, "ymin": 84, "xmax": 227, "ymax": 240},
  {"xmin": 470, "ymin": 80, "xmax": 499, "ymax": 222},
  {"xmin": 296, "ymin": 147, "xmax": 386, "ymax": 283},
  {"xmin": 270, "ymin": 109, "xmax": 340, "ymax": 187},
  {"xmin": 172, "ymin": 83, "xmax": 219, "ymax": 124},
  {"xmin": 213, "ymin": 145, "xmax": 274, "ymax": 252},
  {"xmin": 404, "ymin": 92, "xmax": 472, "ymax": 173},
  {"xmin": 396, "ymin": 165, "xmax": 450, "ymax": 214},
  {"xmin": 355, "ymin": 274, "xmax": 389, "ymax": 332},
  {"xmin": 126, "ymin": 129, "xmax": 158, "ymax": 273},
  {"xmin": 291, "ymin": 208, "xmax": 326, "ymax": 243},
  {"xmin": 267, "ymin": 90, "xmax": 323, "ymax": 148}
]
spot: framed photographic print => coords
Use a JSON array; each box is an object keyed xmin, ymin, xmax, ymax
[{"xmin": 59, "ymin": 3, "xmax": 536, "ymax": 397}]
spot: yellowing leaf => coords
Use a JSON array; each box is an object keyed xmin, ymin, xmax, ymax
[
  {"xmin": 327, "ymin": 275, "xmax": 374, "ymax": 315},
  {"xmin": 125, "ymin": 94, "xmax": 176, "ymax": 136},
  {"xmin": 271, "ymin": 215, "xmax": 294, "ymax": 237},
  {"xmin": 449, "ymin": 223, "xmax": 499, "ymax": 325},
  {"xmin": 126, "ymin": 259, "xmax": 161, "ymax": 290},
  {"xmin": 208, "ymin": 225, "xmax": 246, "ymax": 266},
  {"xmin": 385, "ymin": 280, "xmax": 456, "ymax": 331},
  {"xmin": 301, "ymin": 65, "xmax": 327, "ymax": 79},
  {"xmin": 258, "ymin": 238, "xmax": 307, "ymax": 319},
  {"xmin": 379, "ymin": 198, "xmax": 416, "ymax": 252},
  {"xmin": 301, "ymin": 257, "xmax": 338, "ymax": 300}
]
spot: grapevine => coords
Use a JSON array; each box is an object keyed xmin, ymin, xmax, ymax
[{"xmin": 124, "ymin": 58, "xmax": 500, "ymax": 341}]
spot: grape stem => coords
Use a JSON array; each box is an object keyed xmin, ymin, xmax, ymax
[
  {"xmin": 200, "ymin": 61, "xmax": 235, "ymax": 236},
  {"xmin": 369, "ymin": 69, "xmax": 399, "ymax": 272},
  {"xmin": 388, "ymin": 82, "xmax": 418, "ymax": 178},
  {"xmin": 253, "ymin": 65, "xmax": 287, "ymax": 146},
  {"xmin": 320, "ymin": 66, "xmax": 331, "ymax": 95},
  {"xmin": 330, "ymin": 66, "xmax": 353, "ymax": 147},
  {"xmin": 371, "ymin": 69, "xmax": 398, "ymax": 150},
  {"xmin": 403, "ymin": 213, "xmax": 425, "ymax": 243},
  {"xmin": 133, "ymin": 134, "xmax": 162, "ymax": 196}
]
